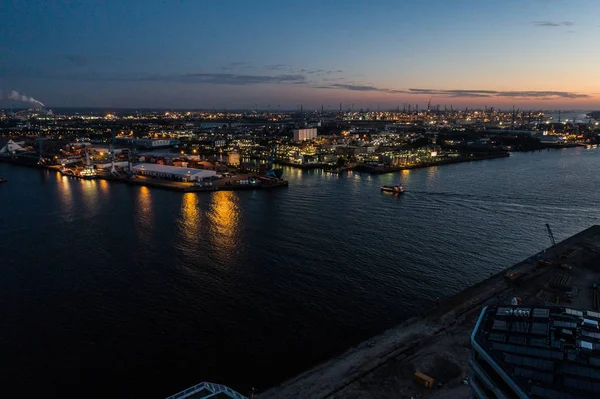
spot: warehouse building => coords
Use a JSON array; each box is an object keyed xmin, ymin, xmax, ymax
[{"xmin": 133, "ymin": 163, "xmax": 217, "ymax": 181}]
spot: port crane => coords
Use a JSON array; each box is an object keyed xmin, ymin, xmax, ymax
[
  {"xmin": 264, "ymin": 144, "xmax": 283, "ymax": 179},
  {"xmin": 108, "ymin": 129, "xmax": 119, "ymax": 176},
  {"xmin": 546, "ymin": 223, "xmax": 556, "ymax": 246},
  {"xmin": 37, "ymin": 138, "xmax": 44, "ymax": 164}
]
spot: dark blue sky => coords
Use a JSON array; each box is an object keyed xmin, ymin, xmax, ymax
[{"xmin": 1, "ymin": 0, "xmax": 598, "ymax": 109}]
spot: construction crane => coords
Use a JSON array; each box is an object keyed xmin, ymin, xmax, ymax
[{"xmin": 546, "ymin": 223, "xmax": 556, "ymax": 246}]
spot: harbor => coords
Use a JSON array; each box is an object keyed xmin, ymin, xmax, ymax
[
  {"xmin": 1, "ymin": 146, "xmax": 600, "ymax": 398},
  {"xmin": 0, "ymin": 158, "xmax": 288, "ymax": 192},
  {"xmin": 259, "ymin": 224, "xmax": 600, "ymax": 398},
  {"xmin": 0, "ymin": 138, "xmax": 288, "ymax": 193},
  {"xmin": 355, "ymin": 151, "xmax": 510, "ymax": 175}
]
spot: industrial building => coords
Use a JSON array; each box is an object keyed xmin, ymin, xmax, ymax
[
  {"xmin": 293, "ymin": 128, "xmax": 317, "ymax": 141},
  {"xmin": 470, "ymin": 305, "xmax": 600, "ymax": 398},
  {"xmin": 115, "ymin": 138, "xmax": 176, "ymax": 148},
  {"xmin": 132, "ymin": 163, "xmax": 217, "ymax": 181}
]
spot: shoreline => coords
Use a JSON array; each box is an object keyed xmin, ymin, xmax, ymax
[
  {"xmin": 360, "ymin": 152, "xmax": 510, "ymax": 175},
  {"xmin": 0, "ymin": 158, "xmax": 289, "ymax": 192},
  {"xmin": 258, "ymin": 225, "xmax": 600, "ymax": 398},
  {"xmin": 275, "ymin": 152, "xmax": 510, "ymax": 175}
]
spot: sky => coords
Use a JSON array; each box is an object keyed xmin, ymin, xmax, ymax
[{"xmin": 1, "ymin": 0, "xmax": 599, "ymax": 110}]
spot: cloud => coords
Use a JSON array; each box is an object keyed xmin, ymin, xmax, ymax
[
  {"xmin": 534, "ymin": 21, "xmax": 561, "ymax": 27},
  {"xmin": 534, "ymin": 21, "xmax": 574, "ymax": 27},
  {"xmin": 408, "ymin": 88, "xmax": 497, "ymax": 96},
  {"xmin": 300, "ymin": 69, "xmax": 344, "ymax": 75},
  {"xmin": 264, "ymin": 64, "xmax": 288, "ymax": 70},
  {"xmin": 316, "ymin": 83, "xmax": 405, "ymax": 94},
  {"xmin": 317, "ymin": 84, "xmax": 589, "ymax": 99},
  {"xmin": 140, "ymin": 72, "xmax": 306, "ymax": 85},
  {"xmin": 329, "ymin": 84, "xmax": 382, "ymax": 91},
  {"xmin": 494, "ymin": 90, "xmax": 588, "ymax": 99},
  {"xmin": 408, "ymin": 88, "xmax": 589, "ymax": 99}
]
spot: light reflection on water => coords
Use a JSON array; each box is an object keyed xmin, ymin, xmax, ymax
[
  {"xmin": 98, "ymin": 179, "xmax": 109, "ymax": 195},
  {"xmin": 135, "ymin": 186, "xmax": 154, "ymax": 236},
  {"xmin": 208, "ymin": 191, "xmax": 240, "ymax": 261},
  {"xmin": 178, "ymin": 193, "xmax": 201, "ymax": 248},
  {"xmin": 80, "ymin": 180, "xmax": 100, "ymax": 216},
  {"xmin": 57, "ymin": 175, "xmax": 73, "ymax": 216}
]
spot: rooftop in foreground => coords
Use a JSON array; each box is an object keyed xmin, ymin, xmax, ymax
[{"xmin": 473, "ymin": 305, "xmax": 600, "ymax": 398}]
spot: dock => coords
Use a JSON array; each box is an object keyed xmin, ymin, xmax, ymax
[
  {"xmin": 258, "ymin": 225, "xmax": 600, "ymax": 399},
  {"xmin": 99, "ymin": 174, "xmax": 288, "ymax": 192},
  {"xmin": 361, "ymin": 152, "xmax": 510, "ymax": 175},
  {"xmin": 0, "ymin": 159, "xmax": 289, "ymax": 192}
]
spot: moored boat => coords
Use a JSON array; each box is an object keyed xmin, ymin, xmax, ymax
[
  {"xmin": 60, "ymin": 166, "xmax": 97, "ymax": 179},
  {"xmin": 0, "ymin": 178, "xmax": 7, "ymax": 183}
]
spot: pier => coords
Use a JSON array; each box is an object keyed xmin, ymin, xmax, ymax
[
  {"xmin": 99, "ymin": 174, "xmax": 288, "ymax": 192},
  {"xmin": 0, "ymin": 159, "xmax": 288, "ymax": 192},
  {"xmin": 258, "ymin": 225, "xmax": 600, "ymax": 398},
  {"xmin": 358, "ymin": 152, "xmax": 510, "ymax": 175}
]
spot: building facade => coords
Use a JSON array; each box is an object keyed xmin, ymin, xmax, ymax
[{"xmin": 293, "ymin": 128, "xmax": 317, "ymax": 141}]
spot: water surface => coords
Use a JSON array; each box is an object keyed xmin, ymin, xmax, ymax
[{"xmin": 1, "ymin": 147, "xmax": 599, "ymax": 397}]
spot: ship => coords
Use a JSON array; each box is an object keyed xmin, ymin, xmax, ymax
[
  {"xmin": 0, "ymin": 178, "xmax": 7, "ymax": 184},
  {"xmin": 381, "ymin": 184, "xmax": 405, "ymax": 194},
  {"xmin": 60, "ymin": 166, "xmax": 97, "ymax": 180},
  {"xmin": 59, "ymin": 147, "xmax": 98, "ymax": 179}
]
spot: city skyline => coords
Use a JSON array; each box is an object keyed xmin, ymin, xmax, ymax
[{"xmin": 1, "ymin": 0, "xmax": 599, "ymax": 109}]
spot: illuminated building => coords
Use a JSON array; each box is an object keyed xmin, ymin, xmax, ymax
[{"xmin": 293, "ymin": 128, "xmax": 317, "ymax": 141}]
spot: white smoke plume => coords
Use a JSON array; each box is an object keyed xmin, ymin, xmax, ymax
[{"xmin": 8, "ymin": 90, "xmax": 45, "ymax": 107}]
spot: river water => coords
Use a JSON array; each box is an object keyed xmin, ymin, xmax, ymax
[{"xmin": 1, "ymin": 147, "xmax": 599, "ymax": 398}]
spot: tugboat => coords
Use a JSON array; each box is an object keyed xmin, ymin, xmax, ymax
[{"xmin": 381, "ymin": 183, "xmax": 405, "ymax": 194}]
